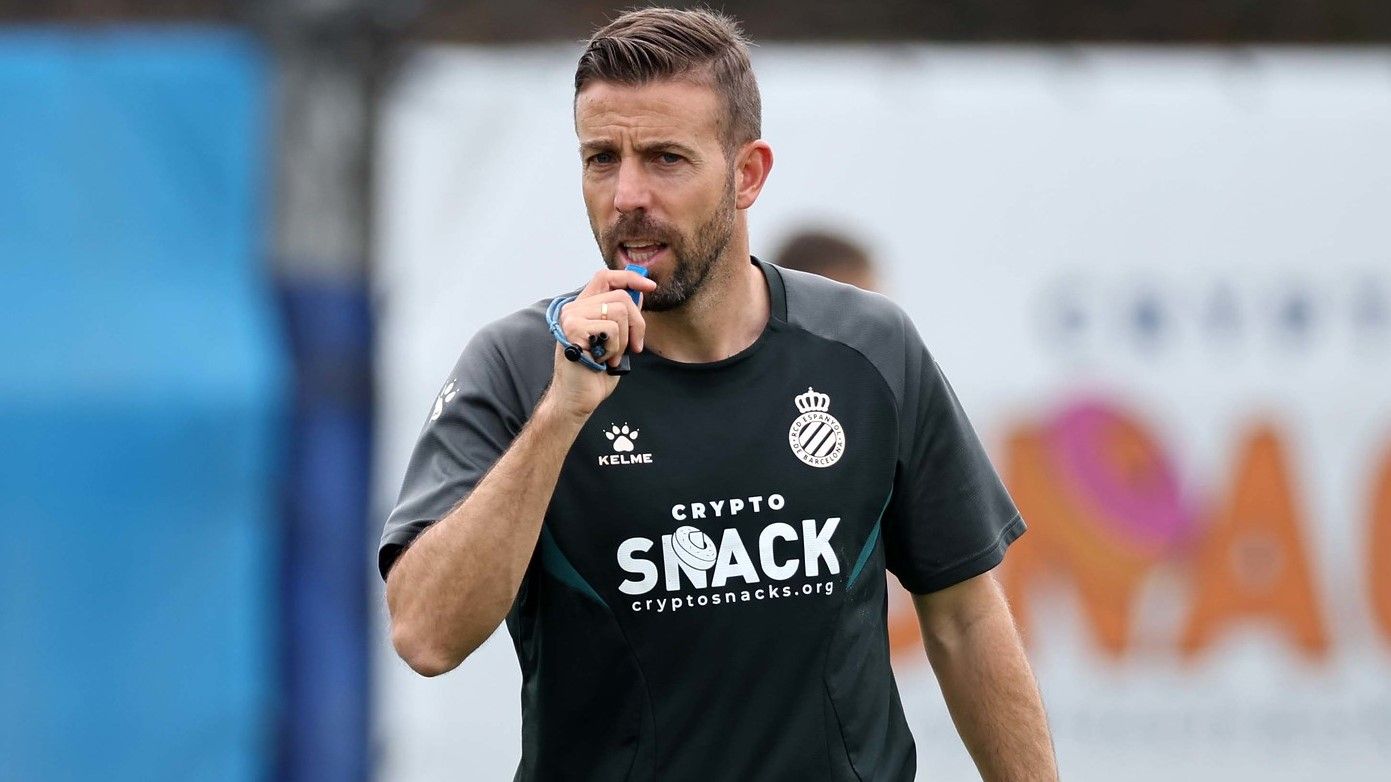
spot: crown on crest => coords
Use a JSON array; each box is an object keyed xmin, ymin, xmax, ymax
[{"xmin": 795, "ymin": 387, "xmax": 831, "ymax": 414}]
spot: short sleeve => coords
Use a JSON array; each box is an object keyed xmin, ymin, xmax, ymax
[
  {"xmin": 377, "ymin": 323, "xmax": 533, "ymax": 581},
  {"xmin": 881, "ymin": 319, "xmax": 1025, "ymax": 594}
]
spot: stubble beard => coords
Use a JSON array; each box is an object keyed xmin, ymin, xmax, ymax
[{"xmin": 599, "ymin": 178, "xmax": 737, "ymax": 312}]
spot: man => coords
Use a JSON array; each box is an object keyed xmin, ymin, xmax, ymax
[
  {"xmin": 382, "ymin": 8, "xmax": 1057, "ymax": 780},
  {"xmin": 774, "ymin": 229, "xmax": 880, "ymax": 292}
]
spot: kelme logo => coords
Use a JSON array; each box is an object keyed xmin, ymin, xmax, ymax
[{"xmin": 599, "ymin": 422, "xmax": 653, "ymax": 466}]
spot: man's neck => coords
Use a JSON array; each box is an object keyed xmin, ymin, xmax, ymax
[{"xmin": 642, "ymin": 248, "xmax": 769, "ymax": 364}]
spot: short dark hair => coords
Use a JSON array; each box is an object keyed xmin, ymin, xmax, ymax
[
  {"xmin": 574, "ymin": 7, "xmax": 761, "ymax": 151},
  {"xmin": 774, "ymin": 230, "xmax": 873, "ymax": 279}
]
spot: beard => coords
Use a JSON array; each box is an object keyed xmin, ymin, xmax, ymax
[{"xmin": 598, "ymin": 178, "xmax": 737, "ymax": 312}]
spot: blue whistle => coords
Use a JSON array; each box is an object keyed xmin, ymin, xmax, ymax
[
  {"xmin": 624, "ymin": 263, "xmax": 649, "ymax": 306},
  {"xmin": 608, "ymin": 264, "xmax": 649, "ymax": 376}
]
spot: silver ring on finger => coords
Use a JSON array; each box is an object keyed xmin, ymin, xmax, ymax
[{"xmin": 599, "ymin": 302, "xmax": 609, "ymax": 319}]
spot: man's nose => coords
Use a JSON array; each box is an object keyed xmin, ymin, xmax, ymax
[{"xmin": 612, "ymin": 159, "xmax": 651, "ymax": 214}]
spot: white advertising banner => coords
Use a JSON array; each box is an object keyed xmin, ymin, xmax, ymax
[{"xmin": 374, "ymin": 45, "xmax": 1391, "ymax": 780}]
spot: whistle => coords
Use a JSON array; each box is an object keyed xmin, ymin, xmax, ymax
[{"xmin": 607, "ymin": 264, "xmax": 649, "ymax": 376}]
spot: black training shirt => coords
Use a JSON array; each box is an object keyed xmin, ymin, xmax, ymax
[{"xmin": 381, "ymin": 258, "xmax": 1025, "ymax": 781}]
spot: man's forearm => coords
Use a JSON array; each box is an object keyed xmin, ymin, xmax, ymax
[
  {"xmin": 921, "ymin": 585, "xmax": 1058, "ymax": 781},
  {"xmin": 386, "ymin": 269, "xmax": 653, "ymax": 676},
  {"xmin": 386, "ymin": 395, "xmax": 586, "ymax": 676}
]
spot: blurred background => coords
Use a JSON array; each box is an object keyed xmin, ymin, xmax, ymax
[{"xmin": 2, "ymin": 1, "xmax": 1389, "ymax": 780}]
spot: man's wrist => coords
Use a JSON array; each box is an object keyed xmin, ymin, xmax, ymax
[{"xmin": 532, "ymin": 391, "xmax": 593, "ymax": 436}]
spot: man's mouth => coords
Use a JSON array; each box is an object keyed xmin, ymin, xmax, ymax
[{"xmin": 619, "ymin": 241, "xmax": 668, "ymax": 267}]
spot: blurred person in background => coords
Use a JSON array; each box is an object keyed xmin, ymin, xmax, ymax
[
  {"xmin": 774, "ymin": 228, "xmax": 881, "ymax": 292},
  {"xmin": 379, "ymin": 6, "xmax": 1055, "ymax": 780}
]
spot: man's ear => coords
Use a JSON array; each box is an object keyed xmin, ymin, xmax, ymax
[{"xmin": 733, "ymin": 140, "xmax": 774, "ymax": 210}]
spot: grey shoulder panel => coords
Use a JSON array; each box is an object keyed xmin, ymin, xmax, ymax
[
  {"xmin": 775, "ymin": 264, "xmax": 917, "ymax": 411},
  {"xmin": 378, "ymin": 298, "xmax": 555, "ymax": 580},
  {"xmin": 468, "ymin": 298, "xmax": 558, "ymax": 418},
  {"xmin": 770, "ymin": 266, "xmax": 1026, "ymax": 595}
]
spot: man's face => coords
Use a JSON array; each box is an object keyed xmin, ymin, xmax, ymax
[{"xmin": 575, "ymin": 79, "xmax": 737, "ymax": 311}]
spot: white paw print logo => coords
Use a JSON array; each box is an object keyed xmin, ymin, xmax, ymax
[
  {"xmin": 430, "ymin": 379, "xmax": 457, "ymax": 422},
  {"xmin": 604, "ymin": 423, "xmax": 639, "ymax": 452}
]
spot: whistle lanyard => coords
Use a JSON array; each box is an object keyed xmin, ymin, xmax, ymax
[{"xmin": 546, "ymin": 293, "xmax": 608, "ymax": 372}]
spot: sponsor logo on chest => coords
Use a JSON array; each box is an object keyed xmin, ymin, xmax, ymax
[
  {"xmin": 617, "ymin": 517, "xmax": 840, "ymax": 597},
  {"xmin": 615, "ymin": 492, "xmax": 841, "ymax": 598}
]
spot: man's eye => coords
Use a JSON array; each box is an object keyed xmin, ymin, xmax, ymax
[
  {"xmin": 587, "ymin": 152, "xmax": 615, "ymax": 166},
  {"xmin": 657, "ymin": 152, "xmax": 683, "ymax": 165}
]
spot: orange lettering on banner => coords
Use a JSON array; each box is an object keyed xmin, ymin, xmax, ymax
[
  {"xmin": 999, "ymin": 427, "xmax": 1150, "ymax": 658},
  {"xmin": 996, "ymin": 428, "xmax": 1044, "ymax": 646},
  {"xmin": 1180, "ymin": 427, "xmax": 1329, "ymax": 660},
  {"xmin": 1370, "ymin": 445, "xmax": 1391, "ymax": 644}
]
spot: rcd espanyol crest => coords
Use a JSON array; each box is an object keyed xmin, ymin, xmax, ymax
[{"xmin": 788, "ymin": 387, "xmax": 845, "ymax": 468}]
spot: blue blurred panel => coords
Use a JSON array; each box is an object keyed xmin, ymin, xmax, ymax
[
  {"xmin": 0, "ymin": 29, "xmax": 285, "ymax": 782},
  {"xmin": 278, "ymin": 284, "xmax": 371, "ymax": 782}
]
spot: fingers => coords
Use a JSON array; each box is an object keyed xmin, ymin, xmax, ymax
[
  {"xmin": 561, "ymin": 267, "xmax": 654, "ymax": 370},
  {"xmin": 578, "ymin": 268, "xmax": 658, "ymax": 299},
  {"xmin": 559, "ymin": 289, "xmax": 645, "ymax": 366},
  {"xmin": 580, "ymin": 320, "xmax": 622, "ymax": 364},
  {"xmin": 594, "ymin": 290, "xmax": 645, "ymax": 354}
]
